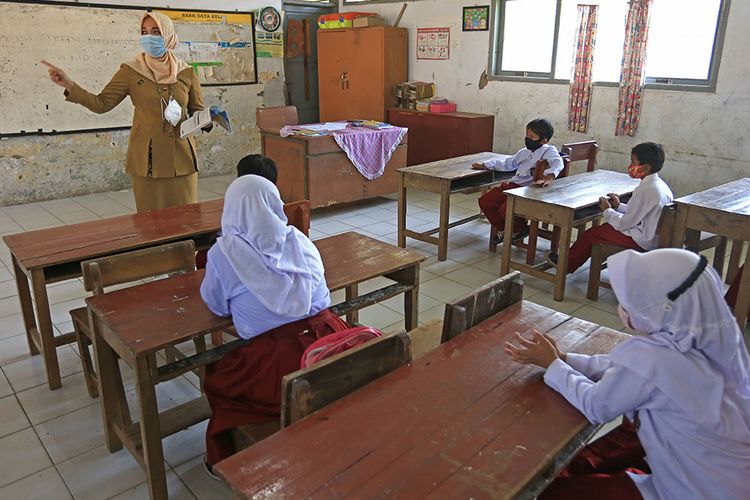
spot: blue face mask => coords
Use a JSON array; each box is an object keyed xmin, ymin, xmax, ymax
[{"xmin": 140, "ymin": 35, "xmax": 167, "ymax": 58}]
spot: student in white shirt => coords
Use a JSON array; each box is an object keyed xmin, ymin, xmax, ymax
[
  {"xmin": 546, "ymin": 142, "xmax": 673, "ymax": 273},
  {"xmin": 475, "ymin": 118, "xmax": 564, "ymax": 244},
  {"xmin": 506, "ymin": 248, "xmax": 750, "ymax": 500}
]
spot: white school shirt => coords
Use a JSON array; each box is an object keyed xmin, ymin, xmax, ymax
[
  {"xmin": 200, "ymin": 244, "xmax": 331, "ymax": 340},
  {"xmin": 483, "ymin": 144, "xmax": 564, "ymax": 186},
  {"xmin": 602, "ymin": 173, "xmax": 673, "ymax": 250},
  {"xmin": 544, "ymin": 353, "xmax": 750, "ymax": 500}
]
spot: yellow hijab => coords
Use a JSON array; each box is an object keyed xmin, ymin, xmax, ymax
[{"xmin": 125, "ymin": 12, "xmax": 190, "ymax": 84}]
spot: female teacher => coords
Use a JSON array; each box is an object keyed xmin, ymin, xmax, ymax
[{"xmin": 43, "ymin": 12, "xmax": 205, "ymax": 212}]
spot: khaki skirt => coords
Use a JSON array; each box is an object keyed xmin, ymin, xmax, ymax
[{"xmin": 130, "ymin": 173, "xmax": 198, "ymax": 212}]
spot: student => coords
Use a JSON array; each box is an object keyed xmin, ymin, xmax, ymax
[
  {"xmin": 236, "ymin": 154, "xmax": 278, "ymax": 184},
  {"xmin": 200, "ymin": 175, "xmax": 349, "ymax": 467},
  {"xmin": 547, "ymin": 142, "xmax": 673, "ymax": 274},
  {"xmin": 506, "ymin": 248, "xmax": 750, "ymax": 499},
  {"xmin": 475, "ymin": 118, "xmax": 564, "ymax": 244},
  {"xmin": 195, "ymin": 154, "xmax": 279, "ymax": 269}
]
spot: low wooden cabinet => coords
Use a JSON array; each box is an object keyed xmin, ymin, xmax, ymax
[
  {"xmin": 387, "ymin": 109, "xmax": 495, "ymax": 166},
  {"xmin": 260, "ymin": 130, "xmax": 407, "ymax": 208}
]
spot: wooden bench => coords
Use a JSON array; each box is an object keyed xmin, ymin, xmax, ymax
[
  {"xmin": 231, "ymin": 332, "xmax": 412, "ymax": 450},
  {"xmin": 442, "ymin": 271, "xmax": 524, "ymax": 342},
  {"xmin": 70, "ymin": 241, "xmax": 199, "ymax": 398}
]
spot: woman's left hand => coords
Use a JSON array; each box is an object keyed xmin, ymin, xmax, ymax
[{"xmin": 505, "ymin": 330, "xmax": 562, "ymax": 368}]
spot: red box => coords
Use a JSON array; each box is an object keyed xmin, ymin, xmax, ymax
[{"xmin": 429, "ymin": 102, "xmax": 457, "ymax": 113}]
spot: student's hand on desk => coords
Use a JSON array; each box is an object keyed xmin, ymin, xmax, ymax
[
  {"xmin": 533, "ymin": 175, "xmax": 554, "ymax": 187},
  {"xmin": 599, "ymin": 196, "xmax": 612, "ymax": 211},
  {"xmin": 41, "ymin": 60, "xmax": 75, "ymax": 91},
  {"xmin": 606, "ymin": 193, "xmax": 620, "ymax": 209},
  {"xmin": 505, "ymin": 330, "xmax": 564, "ymax": 368},
  {"xmin": 471, "ymin": 163, "xmax": 487, "ymax": 170}
]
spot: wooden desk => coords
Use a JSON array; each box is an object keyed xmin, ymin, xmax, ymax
[
  {"xmin": 214, "ymin": 300, "xmax": 629, "ymax": 499},
  {"xmin": 2, "ymin": 199, "xmax": 224, "ymax": 390},
  {"xmin": 671, "ymin": 178, "xmax": 750, "ymax": 328},
  {"xmin": 260, "ymin": 129, "xmax": 407, "ymax": 208},
  {"xmin": 501, "ymin": 170, "xmax": 639, "ymax": 302},
  {"xmin": 387, "ymin": 108, "xmax": 495, "ymax": 166},
  {"xmin": 86, "ymin": 231, "xmax": 425, "ymax": 499},
  {"xmin": 397, "ymin": 152, "xmax": 512, "ymax": 261}
]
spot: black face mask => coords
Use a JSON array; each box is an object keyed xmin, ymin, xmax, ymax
[{"xmin": 525, "ymin": 137, "xmax": 543, "ymax": 151}]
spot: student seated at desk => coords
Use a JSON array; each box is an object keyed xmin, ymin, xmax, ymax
[
  {"xmin": 475, "ymin": 118, "xmax": 564, "ymax": 244},
  {"xmin": 506, "ymin": 248, "xmax": 750, "ymax": 500},
  {"xmin": 195, "ymin": 154, "xmax": 278, "ymax": 269},
  {"xmin": 547, "ymin": 142, "xmax": 673, "ymax": 274},
  {"xmin": 200, "ymin": 175, "xmax": 349, "ymax": 466}
]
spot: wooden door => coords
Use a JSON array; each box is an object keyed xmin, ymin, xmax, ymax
[{"xmin": 318, "ymin": 29, "xmax": 384, "ymax": 121}]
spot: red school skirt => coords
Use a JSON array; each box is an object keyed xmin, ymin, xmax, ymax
[{"xmin": 204, "ymin": 308, "xmax": 349, "ymax": 465}]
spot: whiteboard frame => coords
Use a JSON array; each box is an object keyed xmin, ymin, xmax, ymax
[{"xmin": 0, "ymin": 0, "xmax": 258, "ymax": 137}]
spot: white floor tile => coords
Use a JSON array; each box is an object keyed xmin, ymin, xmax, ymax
[
  {"xmin": 56, "ymin": 445, "xmax": 151, "ymax": 500},
  {"xmin": 3, "ymin": 345, "xmax": 82, "ymax": 392},
  {"xmin": 0, "ymin": 369, "xmax": 11, "ymax": 398},
  {"xmin": 0, "ymin": 428, "xmax": 52, "ymax": 487},
  {"xmin": 0, "ymin": 333, "xmax": 31, "ymax": 367},
  {"xmin": 110, "ymin": 469, "xmax": 196, "ymax": 500},
  {"xmin": 419, "ymin": 277, "xmax": 473, "ymax": 303},
  {"xmin": 0, "ymin": 280, "xmax": 18, "ymax": 300},
  {"xmin": 35, "ymin": 403, "xmax": 104, "ymax": 464},
  {"xmin": 0, "ymin": 395, "xmax": 30, "ymax": 438},
  {"xmin": 17, "ymin": 371, "xmax": 97, "ymax": 426},
  {"xmin": 0, "ymin": 466, "xmax": 72, "ymax": 500},
  {"xmin": 174, "ymin": 455, "xmax": 233, "ymax": 500},
  {"xmin": 442, "ymin": 267, "xmax": 499, "ymax": 289},
  {"xmin": 357, "ymin": 304, "xmax": 404, "ymax": 330},
  {"xmin": 161, "ymin": 421, "xmax": 208, "ymax": 469}
]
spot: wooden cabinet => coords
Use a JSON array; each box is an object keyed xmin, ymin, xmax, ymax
[
  {"xmin": 260, "ymin": 130, "xmax": 407, "ymax": 208},
  {"xmin": 318, "ymin": 27, "xmax": 407, "ymax": 122},
  {"xmin": 387, "ymin": 109, "xmax": 495, "ymax": 166}
]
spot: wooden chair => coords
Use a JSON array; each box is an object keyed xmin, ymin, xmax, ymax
[
  {"xmin": 489, "ymin": 141, "xmax": 599, "ymax": 262},
  {"xmin": 255, "ymin": 105, "xmax": 299, "ymax": 132},
  {"xmin": 442, "ymin": 271, "xmax": 524, "ymax": 343},
  {"xmin": 586, "ymin": 204, "xmax": 729, "ymax": 300},
  {"xmin": 230, "ymin": 332, "xmax": 412, "ymax": 450},
  {"xmin": 71, "ymin": 241, "xmax": 199, "ymax": 398}
]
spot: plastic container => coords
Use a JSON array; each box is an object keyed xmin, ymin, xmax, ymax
[
  {"xmin": 318, "ymin": 12, "xmax": 376, "ymax": 30},
  {"xmin": 429, "ymin": 102, "xmax": 457, "ymax": 113}
]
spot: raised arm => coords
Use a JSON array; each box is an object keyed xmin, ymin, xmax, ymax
[{"xmin": 44, "ymin": 61, "xmax": 130, "ymax": 114}]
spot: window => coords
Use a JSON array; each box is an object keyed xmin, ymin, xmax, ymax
[
  {"xmin": 343, "ymin": 0, "xmax": 421, "ymax": 4},
  {"xmin": 490, "ymin": 0, "xmax": 729, "ymax": 90}
]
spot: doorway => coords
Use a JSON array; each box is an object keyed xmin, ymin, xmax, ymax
[{"xmin": 282, "ymin": 1, "xmax": 336, "ymax": 124}]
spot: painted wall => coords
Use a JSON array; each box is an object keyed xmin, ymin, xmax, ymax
[
  {"xmin": 0, "ymin": 0, "xmax": 284, "ymax": 206},
  {"xmin": 342, "ymin": 0, "xmax": 749, "ymax": 196}
]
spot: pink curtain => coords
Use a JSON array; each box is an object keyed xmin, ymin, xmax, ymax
[
  {"xmin": 568, "ymin": 4, "xmax": 599, "ymax": 133},
  {"xmin": 615, "ymin": 0, "xmax": 652, "ymax": 136}
]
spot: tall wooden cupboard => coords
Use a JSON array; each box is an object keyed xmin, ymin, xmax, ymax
[{"xmin": 318, "ymin": 27, "xmax": 407, "ymax": 122}]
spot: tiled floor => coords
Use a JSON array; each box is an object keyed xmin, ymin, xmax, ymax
[{"xmin": 0, "ymin": 175, "xmax": 735, "ymax": 499}]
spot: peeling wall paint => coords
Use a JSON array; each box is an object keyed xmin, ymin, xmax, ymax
[
  {"xmin": 342, "ymin": 0, "xmax": 749, "ymax": 197},
  {"xmin": 0, "ymin": 0, "xmax": 284, "ymax": 206}
]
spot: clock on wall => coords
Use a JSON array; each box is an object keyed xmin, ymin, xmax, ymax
[{"xmin": 259, "ymin": 6, "xmax": 281, "ymax": 32}]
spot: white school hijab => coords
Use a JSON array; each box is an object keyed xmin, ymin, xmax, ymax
[
  {"xmin": 216, "ymin": 175, "xmax": 325, "ymax": 317},
  {"xmin": 608, "ymin": 248, "xmax": 750, "ymax": 427}
]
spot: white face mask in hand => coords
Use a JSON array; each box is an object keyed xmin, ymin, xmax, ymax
[{"xmin": 163, "ymin": 97, "xmax": 183, "ymax": 126}]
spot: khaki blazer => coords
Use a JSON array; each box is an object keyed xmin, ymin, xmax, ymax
[{"xmin": 66, "ymin": 64, "xmax": 204, "ymax": 178}]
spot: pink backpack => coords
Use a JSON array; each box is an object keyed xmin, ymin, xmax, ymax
[{"xmin": 300, "ymin": 326, "xmax": 383, "ymax": 369}]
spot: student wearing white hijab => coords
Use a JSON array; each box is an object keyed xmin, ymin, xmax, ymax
[
  {"xmin": 200, "ymin": 175, "xmax": 349, "ymax": 466},
  {"xmin": 506, "ymin": 248, "xmax": 750, "ymax": 500}
]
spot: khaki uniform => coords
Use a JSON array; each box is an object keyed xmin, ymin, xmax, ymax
[{"xmin": 66, "ymin": 64, "xmax": 204, "ymax": 211}]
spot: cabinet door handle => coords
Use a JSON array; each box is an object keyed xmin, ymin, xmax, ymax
[{"xmin": 341, "ymin": 72, "xmax": 349, "ymax": 90}]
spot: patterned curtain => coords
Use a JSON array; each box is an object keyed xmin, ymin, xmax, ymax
[
  {"xmin": 615, "ymin": 0, "xmax": 653, "ymax": 136},
  {"xmin": 568, "ymin": 4, "xmax": 599, "ymax": 133}
]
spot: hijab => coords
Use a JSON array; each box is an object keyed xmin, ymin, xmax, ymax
[
  {"xmin": 608, "ymin": 248, "xmax": 750, "ymax": 425},
  {"xmin": 125, "ymin": 12, "xmax": 189, "ymax": 84},
  {"xmin": 216, "ymin": 175, "xmax": 326, "ymax": 317}
]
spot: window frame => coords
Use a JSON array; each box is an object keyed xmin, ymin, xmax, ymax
[
  {"xmin": 342, "ymin": 0, "xmax": 424, "ymax": 5},
  {"xmin": 487, "ymin": 0, "xmax": 732, "ymax": 92}
]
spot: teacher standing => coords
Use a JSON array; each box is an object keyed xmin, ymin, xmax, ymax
[{"xmin": 43, "ymin": 12, "xmax": 205, "ymax": 212}]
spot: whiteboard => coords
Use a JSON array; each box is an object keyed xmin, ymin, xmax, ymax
[{"xmin": 0, "ymin": 2, "xmax": 257, "ymax": 136}]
